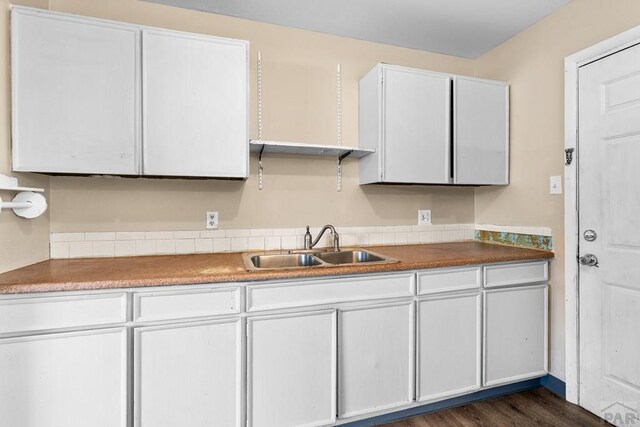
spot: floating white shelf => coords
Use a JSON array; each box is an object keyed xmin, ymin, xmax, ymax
[
  {"xmin": 250, "ymin": 140, "xmax": 375, "ymax": 159},
  {"xmin": 0, "ymin": 174, "xmax": 44, "ymax": 193}
]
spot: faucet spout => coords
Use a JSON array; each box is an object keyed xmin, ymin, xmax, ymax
[{"xmin": 304, "ymin": 225, "xmax": 340, "ymax": 251}]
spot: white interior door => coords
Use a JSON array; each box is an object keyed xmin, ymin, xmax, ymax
[
  {"xmin": 382, "ymin": 67, "xmax": 450, "ymax": 184},
  {"xmin": 578, "ymin": 42, "xmax": 640, "ymax": 424}
]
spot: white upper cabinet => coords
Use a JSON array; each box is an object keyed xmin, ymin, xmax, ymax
[
  {"xmin": 142, "ymin": 29, "xmax": 248, "ymax": 178},
  {"xmin": 11, "ymin": 8, "xmax": 140, "ymax": 175},
  {"xmin": 359, "ymin": 64, "xmax": 509, "ymax": 186},
  {"xmin": 11, "ymin": 7, "xmax": 249, "ymax": 178},
  {"xmin": 454, "ymin": 76, "xmax": 509, "ymax": 185},
  {"xmin": 359, "ymin": 65, "xmax": 450, "ymax": 184}
]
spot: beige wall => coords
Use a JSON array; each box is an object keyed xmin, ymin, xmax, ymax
[
  {"xmin": 475, "ymin": 0, "xmax": 640, "ymax": 380},
  {"xmin": 35, "ymin": 0, "xmax": 477, "ymax": 232},
  {"xmin": 0, "ymin": 0, "xmax": 49, "ymax": 273}
]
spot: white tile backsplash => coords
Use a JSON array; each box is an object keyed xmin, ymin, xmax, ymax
[
  {"xmin": 156, "ymin": 239, "xmax": 176, "ymax": 254},
  {"xmin": 175, "ymin": 239, "xmax": 195, "ymax": 254},
  {"xmin": 50, "ymin": 223, "xmax": 553, "ymax": 259},
  {"xmin": 51, "ymin": 232, "xmax": 84, "ymax": 242},
  {"xmin": 85, "ymin": 232, "xmax": 116, "ymax": 241},
  {"xmin": 194, "ymin": 239, "xmax": 213, "ymax": 253},
  {"xmin": 116, "ymin": 231, "xmax": 145, "ymax": 241},
  {"xmin": 264, "ymin": 236, "xmax": 281, "ymax": 250},
  {"xmin": 145, "ymin": 231, "xmax": 173, "ymax": 240},
  {"xmin": 92, "ymin": 241, "xmax": 115, "ymax": 257},
  {"xmin": 173, "ymin": 231, "xmax": 200, "ymax": 239},
  {"xmin": 114, "ymin": 240, "xmax": 135, "ymax": 257},
  {"xmin": 69, "ymin": 241, "xmax": 92, "ymax": 258},
  {"xmin": 135, "ymin": 240, "xmax": 156, "ymax": 256},
  {"xmin": 248, "ymin": 237, "xmax": 265, "ymax": 251},
  {"xmin": 230, "ymin": 237, "xmax": 248, "ymax": 252},
  {"xmin": 213, "ymin": 238, "xmax": 231, "ymax": 253},
  {"xmin": 50, "ymin": 241, "xmax": 70, "ymax": 259}
]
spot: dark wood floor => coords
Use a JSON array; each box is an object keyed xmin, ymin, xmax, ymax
[{"xmin": 383, "ymin": 388, "xmax": 609, "ymax": 426}]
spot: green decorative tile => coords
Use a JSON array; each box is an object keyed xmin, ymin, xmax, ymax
[{"xmin": 475, "ymin": 230, "xmax": 552, "ymax": 251}]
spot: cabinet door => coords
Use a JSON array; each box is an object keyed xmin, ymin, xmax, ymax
[
  {"xmin": 0, "ymin": 328, "xmax": 127, "ymax": 427},
  {"xmin": 247, "ymin": 310, "xmax": 337, "ymax": 427},
  {"xmin": 142, "ymin": 29, "xmax": 248, "ymax": 178},
  {"xmin": 484, "ymin": 284, "xmax": 548, "ymax": 386},
  {"xmin": 12, "ymin": 8, "xmax": 139, "ymax": 174},
  {"xmin": 417, "ymin": 293, "xmax": 481, "ymax": 402},
  {"xmin": 338, "ymin": 302, "xmax": 414, "ymax": 418},
  {"xmin": 382, "ymin": 67, "xmax": 450, "ymax": 184},
  {"xmin": 134, "ymin": 318, "xmax": 243, "ymax": 427},
  {"xmin": 454, "ymin": 77, "xmax": 509, "ymax": 185}
]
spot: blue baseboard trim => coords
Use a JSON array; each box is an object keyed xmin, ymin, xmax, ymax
[
  {"xmin": 539, "ymin": 374, "xmax": 566, "ymax": 398},
  {"xmin": 342, "ymin": 378, "xmax": 542, "ymax": 427}
]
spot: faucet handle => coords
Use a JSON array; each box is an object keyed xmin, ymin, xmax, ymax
[{"xmin": 303, "ymin": 226, "xmax": 312, "ymax": 250}]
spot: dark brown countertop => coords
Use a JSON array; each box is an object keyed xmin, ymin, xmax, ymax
[{"xmin": 0, "ymin": 242, "xmax": 554, "ymax": 294}]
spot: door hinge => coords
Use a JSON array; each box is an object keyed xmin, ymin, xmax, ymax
[{"xmin": 565, "ymin": 148, "xmax": 575, "ymax": 165}]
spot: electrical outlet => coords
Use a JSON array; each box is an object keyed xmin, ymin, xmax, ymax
[
  {"xmin": 550, "ymin": 176, "xmax": 562, "ymax": 195},
  {"xmin": 206, "ymin": 211, "xmax": 219, "ymax": 229},
  {"xmin": 418, "ymin": 210, "xmax": 431, "ymax": 225}
]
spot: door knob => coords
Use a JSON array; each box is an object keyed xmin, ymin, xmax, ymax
[{"xmin": 578, "ymin": 253, "xmax": 599, "ymax": 267}]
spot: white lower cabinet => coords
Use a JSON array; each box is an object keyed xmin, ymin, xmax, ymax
[
  {"xmin": 417, "ymin": 292, "xmax": 481, "ymax": 401},
  {"xmin": 0, "ymin": 262, "xmax": 550, "ymax": 427},
  {"xmin": 338, "ymin": 302, "xmax": 415, "ymax": 418},
  {"xmin": 483, "ymin": 284, "xmax": 548, "ymax": 386},
  {"xmin": 134, "ymin": 318, "xmax": 243, "ymax": 427},
  {"xmin": 247, "ymin": 310, "xmax": 337, "ymax": 427},
  {"xmin": 0, "ymin": 328, "xmax": 127, "ymax": 427}
]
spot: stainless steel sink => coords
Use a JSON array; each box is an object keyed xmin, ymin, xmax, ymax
[
  {"xmin": 248, "ymin": 253, "xmax": 324, "ymax": 269},
  {"xmin": 315, "ymin": 250, "xmax": 385, "ymax": 265},
  {"xmin": 243, "ymin": 248, "xmax": 397, "ymax": 271}
]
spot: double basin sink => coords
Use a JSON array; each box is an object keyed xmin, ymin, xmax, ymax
[{"xmin": 243, "ymin": 249, "xmax": 398, "ymax": 271}]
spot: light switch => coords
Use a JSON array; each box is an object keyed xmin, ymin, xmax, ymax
[{"xmin": 550, "ymin": 176, "xmax": 562, "ymax": 195}]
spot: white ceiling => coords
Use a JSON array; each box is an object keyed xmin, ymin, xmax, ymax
[{"xmin": 145, "ymin": 0, "xmax": 571, "ymax": 58}]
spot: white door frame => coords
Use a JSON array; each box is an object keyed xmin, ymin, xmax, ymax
[{"xmin": 564, "ymin": 25, "xmax": 640, "ymax": 405}]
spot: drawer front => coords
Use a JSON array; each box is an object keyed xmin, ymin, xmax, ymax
[
  {"xmin": 247, "ymin": 273, "xmax": 415, "ymax": 312},
  {"xmin": 484, "ymin": 261, "xmax": 548, "ymax": 288},
  {"xmin": 0, "ymin": 293, "xmax": 127, "ymax": 334},
  {"xmin": 417, "ymin": 267, "xmax": 481, "ymax": 295},
  {"xmin": 133, "ymin": 287, "xmax": 241, "ymax": 322}
]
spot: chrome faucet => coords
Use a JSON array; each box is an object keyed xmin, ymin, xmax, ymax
[{"xmin": 304, "ymin": 225, "xmax": 340, "ymax": 251}]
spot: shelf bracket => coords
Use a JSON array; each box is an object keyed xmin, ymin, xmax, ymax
[
  {"xmin": 257, "ymin": 51, "xmax": 265, "ymax": 190},
  {"xmin": 337, "ymin": 150, "xmax": 352, "ymax": 192},
  {"xmin": 336, "ymin": 63, "xmax": 342, "ymax": 146},
  {"xmin": 258, "ymin": 144, "xmax": 265, "ymax": 191}
]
